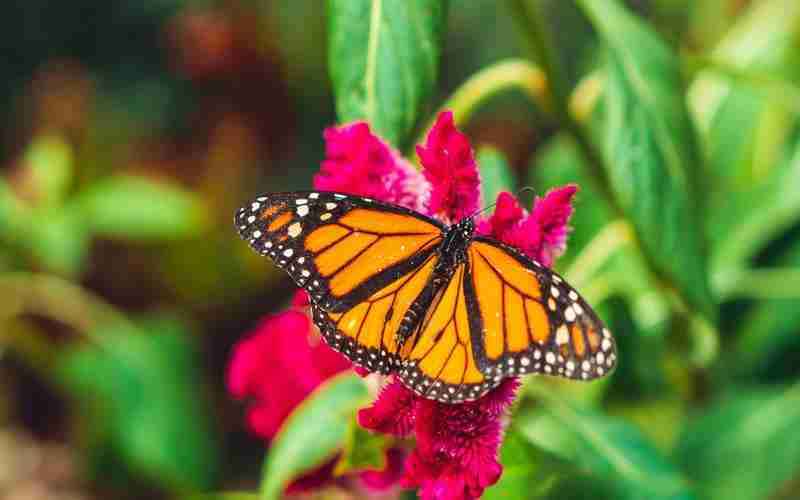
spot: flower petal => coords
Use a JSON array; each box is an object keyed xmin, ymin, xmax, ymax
[
  {"xmin": 314, "ymin": 122, "xmax": 429, "ymax": 210},
  {"xmin": 227, "ymin": 310, "xmax": 348, "ymax": 439},
  {"xmin": 359, "ymin": 448, "xmax": 406, "ymax": 491},
  {"xmin": 358, "ymin": 378, "xmax": 417, "ymax": 437},
  {"xmin": 531, "ymin": 184, "xmax": 578, "ymax": 267},
  {"xmin": 401, "ymin": 379, "xmax": 520, "ymax": 500},
  {"xmin": 477, "ymin": 191, "xmax": 526, "ymax": 238},
  {"xmin": 417, "ymin": 111, "xmax": 481, "ymax": 222},
  {"xmin": 484, "ymin": 185, "xmax": 577, "ymax": 268}
]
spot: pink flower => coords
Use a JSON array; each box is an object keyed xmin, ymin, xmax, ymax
[
  {"xmin": 417, "ymin": 111, "xmax": 481, "ymax": 223},
  {"xmin": 479, "ymin": 185, "xmax": 578, "ymax": 268},
  {"xmin": 227, "ymin": 310, "xmax": 351, "ymax": 440},
  {"xmin": 314, "ymin": 122, "xmax": 429, "ymax": 213},
  {"xmin": 230, "ymin": 110, "xmax": 577, "ymax": 499}
]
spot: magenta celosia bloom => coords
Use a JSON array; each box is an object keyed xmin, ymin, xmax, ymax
[
  {"xmin": 417, "ymin": 111, "xmax": 481, "ymax": 223},
  {"xmin": 229, "ymin": 110, "xmax": 577, "ymax": 499},
  {"xmin": 315, "ymin": 122, "xmax": 430, "ymax": 213},
  {"xmin": 228, "ymin": 309, "xmax": 351, "ymax": 440}
]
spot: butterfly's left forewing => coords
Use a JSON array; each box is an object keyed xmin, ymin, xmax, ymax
[{"xmin": 235, "ymin": 192, "xmax": 444, "ymax": 311}]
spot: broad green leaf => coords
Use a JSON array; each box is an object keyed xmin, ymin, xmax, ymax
[
  {"xmin": 723, "ymin": 240, "xmax": 800, "ymax": 378},
  {"xmin": 484, "ymin": 428, "xmax": 555, "ymax": 500},
  {"xmin": 26, "ymin": 208, "xmax": 89, "ymax": 276},
  {"xmin": 260, "ymin": 373, "xmax": 370, "ymax": 499},
  {"xmin": 687, "ymin": 0, "xmax": 800, "ymax": 270},
  {"xmin": 60, "ymin": 317, "xmax": 219, "ymax": 490},
  {"xmin": 478, "ymin": 147, "xmax": 517, "ymax": 205},
  {"xmin": 327, "ymin": 0, "xmax": 446, "ymax": 147},
  {"xmin": 577, "ymin": 0, "xmax": 714, "ymax": 320},
  {"xmin": 519, "ymin": 394, "xmax": 696, "ymax": 500},
  {"xmin": 334, "ymin": 417, "xmax": 389, "ymax": 475},
  {"xmin": 707, "ymin": 0, "xmax": 800, "ymax": 81},
  {"xmin": 530, "ymin": 134, "xmax": 615, "ymax": 268},
  {"xmin": 677, "ymin": 384, "xmax": 800, "ymax": 500},
  {"xmin": 709, "ymin": 112, "xmax": 800, "ymax": 272},
  {"xmin": 75, "ymin": 175, "xmax": 206, "ymax": 241}
]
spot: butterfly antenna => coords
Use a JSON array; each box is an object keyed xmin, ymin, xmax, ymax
[{"xmin": 468, "ymin": 186, "xmax": 536, "ymax": 219}]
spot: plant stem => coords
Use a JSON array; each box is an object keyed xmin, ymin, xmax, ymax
[
  {"xmin": 0, "ymin": 272, "xmax": 133, "ymax": 348},
  {"xmin": 506, "ymin": 0, "xmax": 617, "ymax": 210},
  {"xmin": 713, "ymin": 267, "xmax": 800, "ymax": 301},
  {"xmin": 564, "ymin": 219, "xmax": 632, "ymax": 288},
  {"xmin": 410, "ymin": 58, "xmax": 549, "ymax": 154}
]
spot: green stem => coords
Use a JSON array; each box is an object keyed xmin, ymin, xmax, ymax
[
  {"xmin": 506, "ymin": 0, "xmax": 616, "ymax": 207},
  {"xmin": 0, "ymin": 272, "xmax": 133, "ymax": 348},
  {"xmin": 683, "ymin": 52, "xmax": 800, "ymax": 114},
  {"xmin": 564, "ymin": 219, "xmax": 633, "ymax": 288},
  {"xmin": 713, "ymin": 267, "xmax": 800, "ymax": 301},
  {"xmin": 410, "ymin": 58, "xmax": 549, "ymax": 154}
]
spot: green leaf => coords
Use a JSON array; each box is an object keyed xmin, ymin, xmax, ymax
[
  {"xmin": 26, "ymin": 207, "xmax": 90, "ymax": 276},
  {"xmin": 60, "ymin": 317, "xmax": 219, "ymax": 490},
  {"xmin": 676, "ymin": 384, "xmax": 800, "ymax": 500},
  {"xmin": 334, "ymin": 418, "xmax": 389, "ymax": 476},
  {"xmin": 530, "ymin": 134, "xmax": 615, "ymax": 268},
  {"xmin": 23, "ymin": 135, "xmax": 73, "ymax": 208},
  {"xmin": 484, "ymin": 428, "xmax": 555, "ymax": 500},
  {"xmin": 687, "ymin": 0, "xmax": 800, "ymax": 270},
  {"xmin": 576, "ymin": 0, "xmax": 715, "ymax": 320},
  {"xmin": 75, "ymin": 175, "xmax": 206, "ymax": 241},
  {"xmin": 707, "ymin": 0, "xmax": 800, "ymax": 81},
  {"xmin": 709, "ymin": 121, "xmax": 800, "ymax": 272},
  {"xmin": 723, "ymin": 241, "xmax": 800, "ymax": 377},
  {"xmin": 260, "ymin": 373, "xmax": 370, "ymax": 499},
  {"xmin": 327, "ymin": 0, "xmax": 446, "ymax": 147},
  {"xmin": 478, "ymin": 147, "xmax": 517, "ymax": 205},
  {"xmin": 519, "ymin": 392, "xmax": 696, "ymax": 500},
  {"xmin": 0, "ymin": 178, "xmax": 26, "ymax": 240}
]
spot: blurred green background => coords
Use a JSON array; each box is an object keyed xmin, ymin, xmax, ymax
[{"xmin": 2, "ymin": 0, "xmax": 800, "ymax": 499}]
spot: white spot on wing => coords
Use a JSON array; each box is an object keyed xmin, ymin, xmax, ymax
[
  {"xmin": 287, "ymin": 222, "xmax": 302, "ymax": 238},
  {"xmin": 556, "ymin": 325, "xmax": 569, "ymax": 344}
]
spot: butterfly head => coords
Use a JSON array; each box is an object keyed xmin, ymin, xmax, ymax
[{"xmin": 440, "ymin": 217, "xmax": 475, "ymax": 266}]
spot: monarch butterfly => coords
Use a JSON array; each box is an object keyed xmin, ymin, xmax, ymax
[{"xmin": 235, "ymin": 191, "xmax": 616, "ymax": 403}]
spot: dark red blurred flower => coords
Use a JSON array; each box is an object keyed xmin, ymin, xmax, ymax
[{"xmin": 229, "ymin": 110, "xmax": 577, "ymax": 499}]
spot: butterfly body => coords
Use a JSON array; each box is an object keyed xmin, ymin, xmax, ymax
[{"xmin": 236, "ymin": 191, "xmax": 616, "ymax": 403}]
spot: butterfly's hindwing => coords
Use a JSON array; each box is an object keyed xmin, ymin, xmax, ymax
[
  {"xmin": 396, "ymin": 263, "xmax": 501, "ymax": 403},
  {"xmin": 467, "ymin": 238, "xmax": 617, "ymax": 382},
  {"xmin": 310, "ymin": 251, "xmax": 440, "ymax": 374}
]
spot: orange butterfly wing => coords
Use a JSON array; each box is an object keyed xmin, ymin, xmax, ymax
[
  {"xmin": 397, "ymin": 238, "xmax": 616, "ymax": 402},
  {"xmin": 236, "ymin": 191, "xmax": 445, "ymax": 372},
  {"xmin": 235, "ymin": 192, "xmax": 443, "ymax": 312},
  {"xmin": 467, "ymin": 238, "xmax": 616, "ymax": 381}
]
